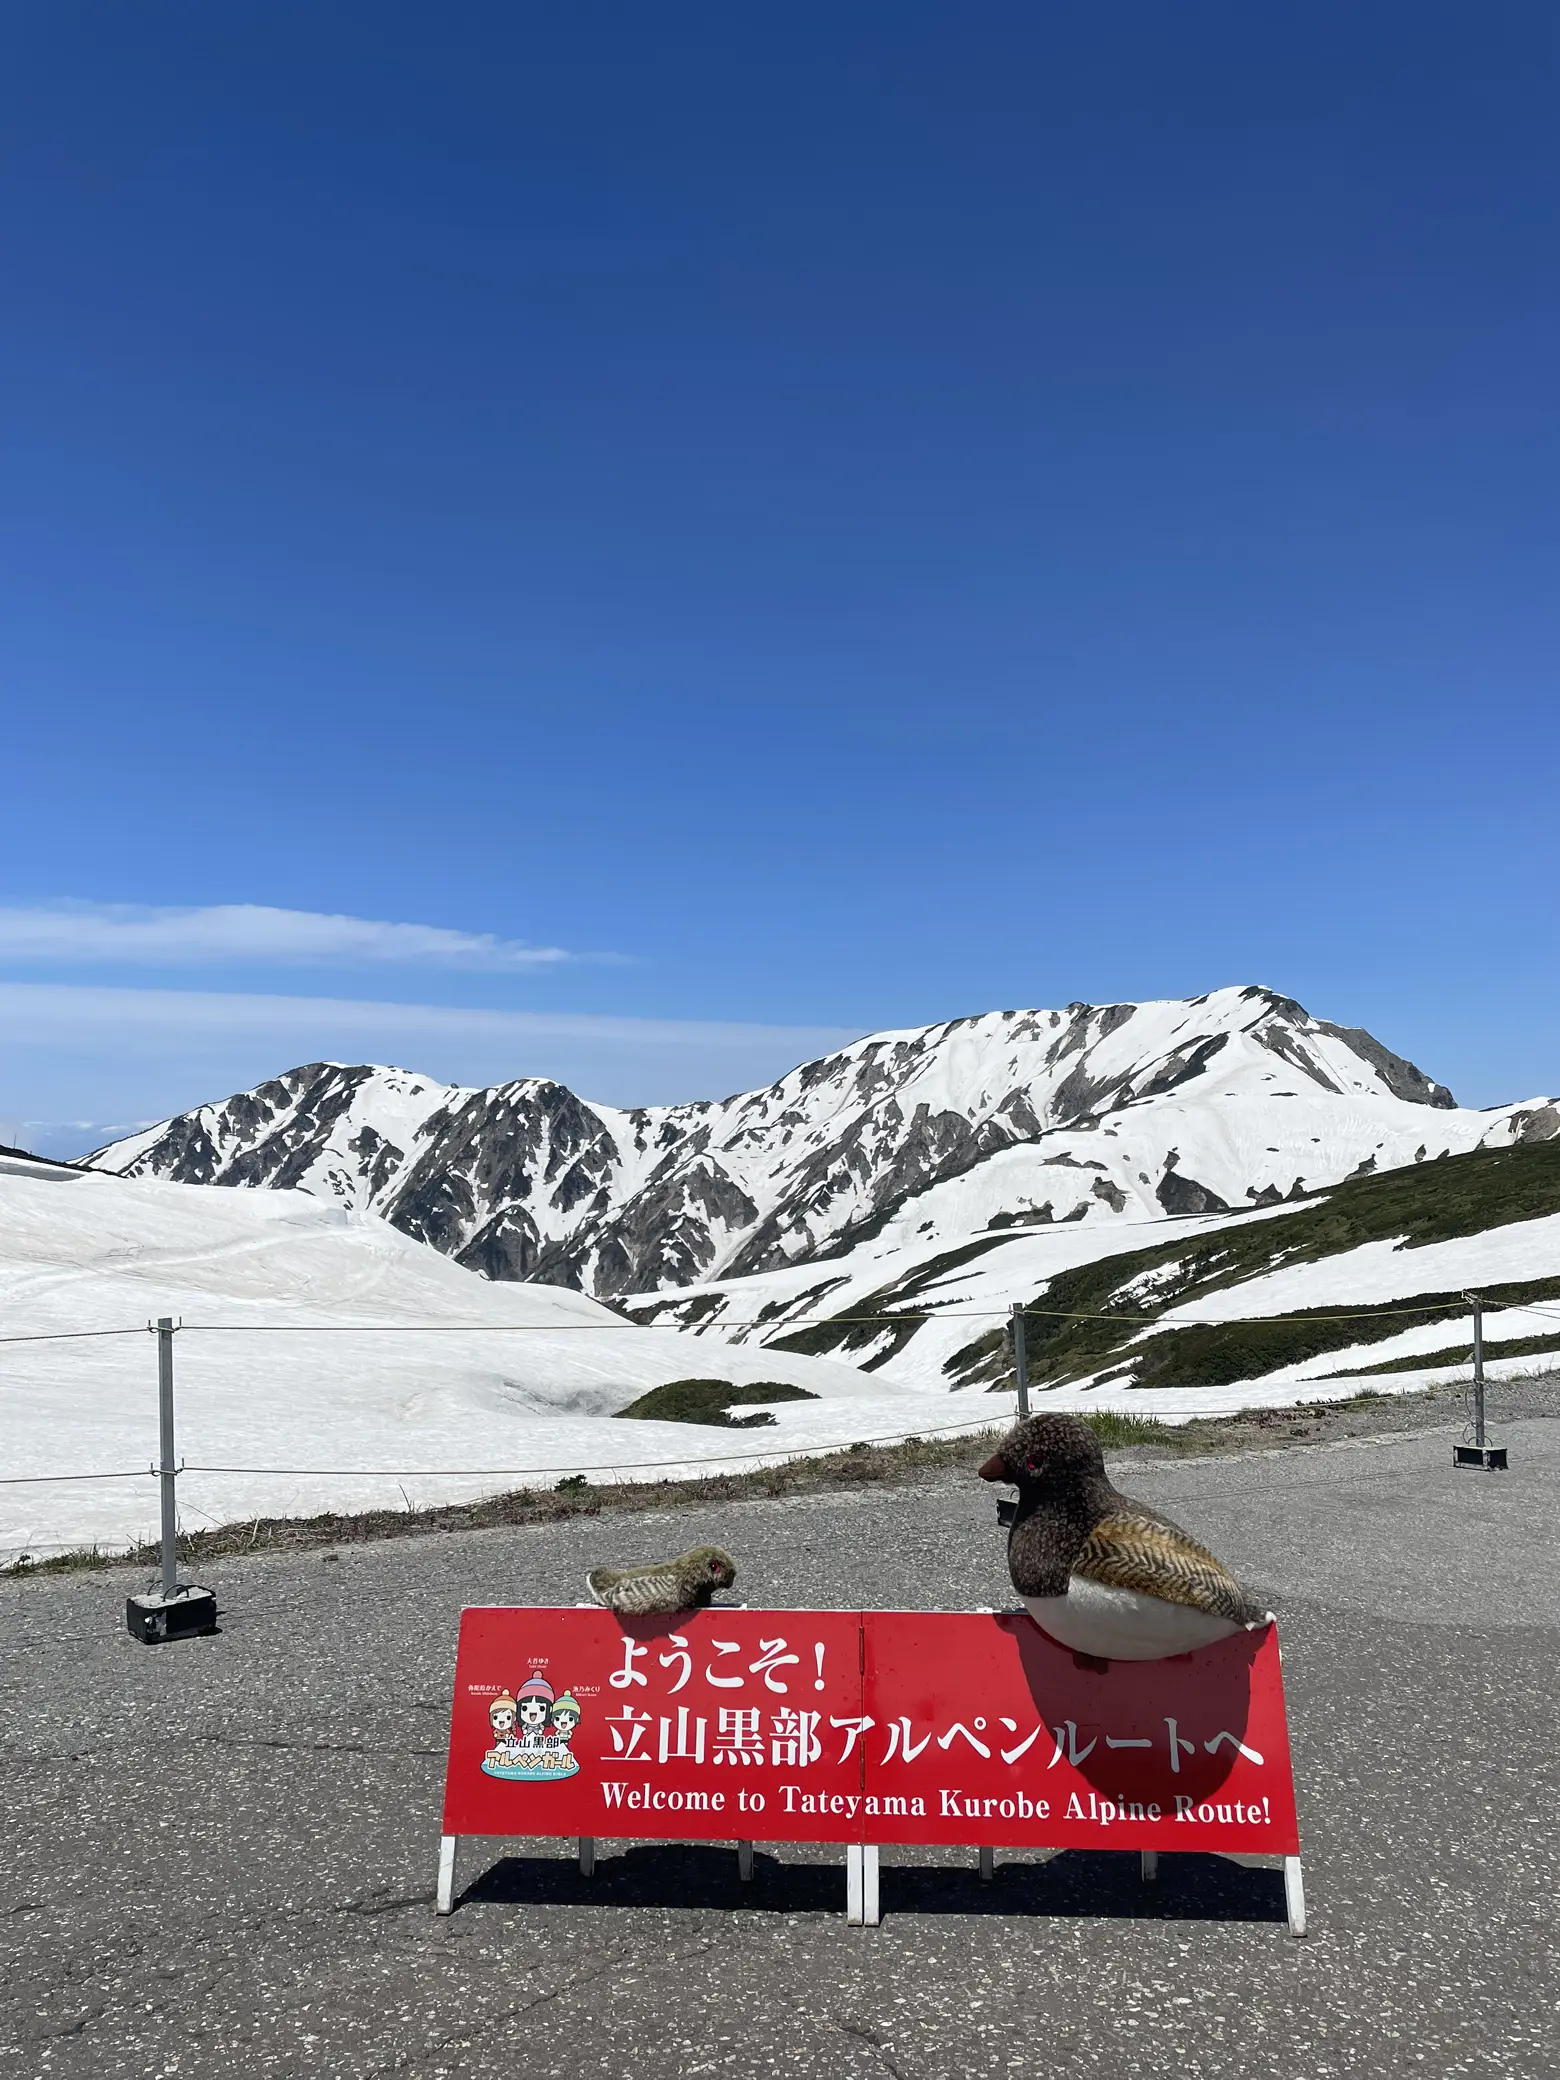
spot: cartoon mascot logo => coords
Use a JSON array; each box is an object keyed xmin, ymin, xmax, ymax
[{"xmin": 481, "ymin": 1670, "xmax": 582, "ymax": 1782}]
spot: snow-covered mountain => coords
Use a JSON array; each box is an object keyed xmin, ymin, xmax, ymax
[
  {"xmin": 21, "ymin": 985, "xmax": 1560, "ymax": 1557},
  {"xmin": 635, "ymin": 1135, "xmax": 1560, "ymax": 1405},
  {"xmin": 89, "ymin": 986, "xmax": 1557, "ymax": 1301}
]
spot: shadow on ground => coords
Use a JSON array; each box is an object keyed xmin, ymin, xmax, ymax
[{"xmin": 461, "ymin": 1843, "xmax": 1288, "ymax": 1925}]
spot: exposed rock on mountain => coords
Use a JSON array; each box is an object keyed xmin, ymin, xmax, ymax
[{"xmin": 88, "ymin": 986, "xmax": 1549, "ymax": 1299}]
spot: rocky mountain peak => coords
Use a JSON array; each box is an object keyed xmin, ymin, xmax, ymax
[{"xmin": 88, "ymin": 986, "xmax": 1505, "ymax": 1297}]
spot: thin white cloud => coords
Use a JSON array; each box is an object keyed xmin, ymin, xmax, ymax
[
  {"xmin": 0, "ymin": 901, "xmax": 577, "ymax": 970},
  {"xmin": 0, "ymin": 982, "xmax": 864, "ymax": 1145},
  {"xmin": 0, "ymin": 982, "xmax": 851, "ymax": 1052}
]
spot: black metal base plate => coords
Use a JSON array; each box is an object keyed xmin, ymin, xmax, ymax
[
  {"xmin": 1453, "ymin": 1445, "xmax": 1508, "ymax": 1471},
  {"xmin": 126, "ymin": 1585, "xmax": 218, "ymax": 1644}
]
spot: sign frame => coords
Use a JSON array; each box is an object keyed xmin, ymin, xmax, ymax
[{"xmin": 435, "ymin": 1605, "xmax": 1306, "ymax": 1935}]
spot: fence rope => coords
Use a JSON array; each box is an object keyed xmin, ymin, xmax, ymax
[
  {"xmin": 0, "ymin": 1408, "xmax": 1016, "ymax": 1487},
  {"xmin": 0, "ymin": 1326, "xmax": 149, "ymax": 1347},
  {"xmin": 0, "ymin": 1467, "xmax": 156, "ymax": 1485}
]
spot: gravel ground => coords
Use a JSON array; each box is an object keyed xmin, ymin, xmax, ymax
[{"xmin": 4, "ymin": 1415, "xmax": 1558, "ymax": 2079}]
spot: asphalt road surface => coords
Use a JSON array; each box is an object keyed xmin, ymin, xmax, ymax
[{"xmin": 5, "ymin": 1418, "xmax": 1558, "ymax": 2079}]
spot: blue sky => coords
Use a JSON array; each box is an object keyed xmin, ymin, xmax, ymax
[{"xmin": 3, "ymin": 4, "xmax": 1557, "ymax": 1153}]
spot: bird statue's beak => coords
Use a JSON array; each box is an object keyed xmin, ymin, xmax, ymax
[{"xmin": 977, "ymin": 1454, "xmax": 1007, "ymax": 1482}]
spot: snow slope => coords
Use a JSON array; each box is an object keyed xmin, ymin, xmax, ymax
[
  {"xmin": 619, "ymin": 1114, "xmax": 1560, "ymax": 1422},
  {"xmin": 87, "ymin": 987, "xmax": 1558, "ymax": 1301},
  {"xmin": 0, "ymin": 1163, "xmax": 911, "ymax": 1562},
  {"xmin": 29, "ymin": 992, "xmax": 1560, "ymax": 1558},
  {"xmin": 10, "ymin": 1144, "xmax": 1552, "ymax": 1561}
]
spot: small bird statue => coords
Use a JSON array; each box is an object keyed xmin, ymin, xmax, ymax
[
  {"xmin": 586, "ymin": 1544, "xmax": 738, "ymax": 1617},
  {"xmin": 980, "ymin": 1414, "xmax": 1273, "ymax": 1661}
]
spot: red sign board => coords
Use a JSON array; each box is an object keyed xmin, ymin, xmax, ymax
[
  {"xmin": 442, "ymin": 1607, "xmax": 1298, "ymax": 1858},
  {"xmin": 442, "ymin": 1606, "xmax": 865, "ymax": 1843},
  {"xmin": 862, "ymin": 1611, "xmax": 1297, "ymax": 1854}
]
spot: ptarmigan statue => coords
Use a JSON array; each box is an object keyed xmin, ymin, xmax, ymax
[
  {"xmin": 981, "ymin": 1414, "xmax": 1273, "ymax": 1661},
  {"xmin": 586, "ymin": 1545, "xmax": 738, "ymax": 1617}
]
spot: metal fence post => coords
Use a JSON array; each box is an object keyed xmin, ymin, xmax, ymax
[
  {"xmin": 157, "ymin": 1316, "xmax": 178, "ymax": 1597},
  {"xmin": 1454, "ymin": 1291, "xmax": 1508, "ymax": 1471},
  {"xmin": 1011, "ymin": 1303, "xmax": 1030, "ymax": 1420},
  {"xmin": 125, "ymin": 1317, "xmax": 216, "ymax": 1641}
]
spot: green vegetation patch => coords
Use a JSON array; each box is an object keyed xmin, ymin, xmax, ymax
[
  {"xmin": 615, "ymin": 1377, "xmax": 819, "ymax": 1428},
  {"xmin": 1129, "ymin": 1278, "xmax": 1560, "ymax": 1388},
  {"xmin": 945, "ymin": 1141, "xmax": 1560, "ymax": 1392},
  {"xmin": 1128, "ymin": 1298, "xmax": 1456, "ymax": 1388},
  {"xmin": 625, "ymin": 1291, "xmax": 728, "ymax": 1327},
  {"xmin": 1320, "ymin": 1328, "xmax": 1560, "ymax": 1380},
  {"xmin": 1077, "ymin": 1410, "xmax": 1172, "ymax": 1447}
]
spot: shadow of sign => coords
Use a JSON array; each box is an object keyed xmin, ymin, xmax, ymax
[
  {"xmin": 461, "ymin": 1843, "xmax": 843, "ymax": 1916},
  {"xmin": 859, "ymin": 1611, "xmax": 1296, "ymax": 1853},
  {"xmin": 885, "ymin": 1849, "xmax": 1289, "ymax": 1925},
  {"xmin": 458, "ymin": 1844, "xmax": 1287, "ymax": 1927},
  {"xmin": 1003, "ymin": 1613, "xmax": 1267, "ymax": 1808}
]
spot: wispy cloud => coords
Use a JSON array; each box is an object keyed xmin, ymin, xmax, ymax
[
  {"xmin": 0, "ymin": 901, "xmax": 577, "ymax": 970},
  {"xmin": 0, "ymin": 983, "xmax": 865, "ymax": 1149},
  {"xmin": 0, "ymin": 982, "xmax": 849, "ymax": 1052}
]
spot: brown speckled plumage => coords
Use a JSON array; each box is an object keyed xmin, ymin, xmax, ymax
[
  {"xmin": 982, "ymin": 1414, "xmax": 1268, "ymax": 1625},
  {"xmin": 586, "ymin": 1544, "xmax": 738, "ymax": 1616},
  {"xmin": 1076, "ymin": 1507, "xmax": 1264, "ymax": 1622}
]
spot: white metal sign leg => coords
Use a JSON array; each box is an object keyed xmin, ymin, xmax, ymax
[
  {"xmin": 737, "ymin": 1840, "xmax": 754, "ymax": 1882},
  {"xmin": 1283, "ymin": 1856, "xmax": 1307, "ymax": 1938},
  {"xmin": 862, "ymin": 1845, "xmax": 880, "ymax": 1925},
  {"xmin": 978, "ymin": 1846, "xmax": 995, "ymax": 1882},
  {"xmin": 1141, "ymin": 1850, "xmax": 1158, "ymax": 1882},
  {"xmin": 435, "ymin": 1835, "xmax": 457, "ymax": 1916},
  {"xmin": 846, "ymin": 1842, "xmax": 863, "ymax": 1924},
  {"xmin": 578, "ymin": 1836, "xmax": 596, "ymax": 1878}
]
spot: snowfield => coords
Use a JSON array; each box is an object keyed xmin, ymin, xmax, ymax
[
  {"xmin": 14, "ymin": 984, "xmax": 1558, "ymax": 1560},
  {"xmin": 0, "ymin": 1162, "xmax": 920, "ymax": 1562},
  {"xmin": 9, "ymin": 1147, "xmax": 1549, "ymax": 1562}
]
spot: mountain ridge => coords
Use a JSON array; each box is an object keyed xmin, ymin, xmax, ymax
[{"xmin": 87, "ymin": 985, "xmax": 1556, "ymax": 1300}]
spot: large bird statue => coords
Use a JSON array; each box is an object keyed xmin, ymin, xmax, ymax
[{"xmin": 980, "ymin": 1413, "xmax": 1273, "ymax": 1660}]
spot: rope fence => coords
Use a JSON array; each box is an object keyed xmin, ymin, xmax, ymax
[
  {"xmin": 0, "ymin": 1409, "xmax": 1018, "ymax": 1490},
  {"xmin": 0, "ymin": 1325, "xmax": 150, "ymax": 1347},
  {"xmin": 4, "ymin": 1293, "xmax": 1555, "ymax": 1494}
]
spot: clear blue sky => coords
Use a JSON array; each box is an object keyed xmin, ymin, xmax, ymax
[{"xmin": 3, "ymin": 4, "xmax": 1557, "ymax": 1151}]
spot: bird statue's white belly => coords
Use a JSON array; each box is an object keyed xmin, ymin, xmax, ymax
[{"xmin": 1022, "ymin": 1576, "xmax": 1246, "ymax": 1661}]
